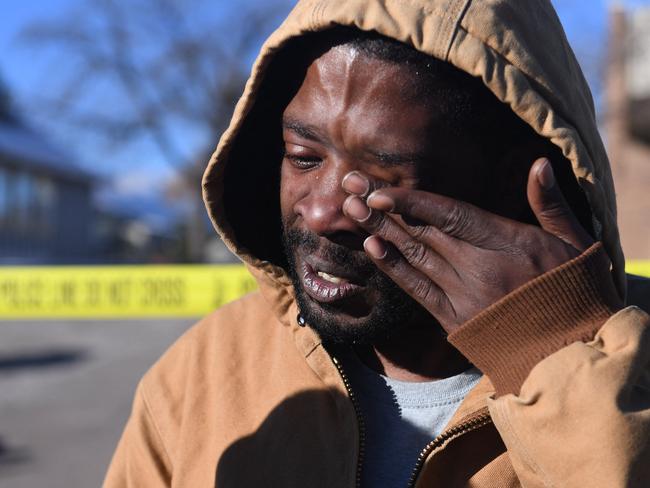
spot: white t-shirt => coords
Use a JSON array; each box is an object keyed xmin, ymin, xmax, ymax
[{"xmin": 337, "ymin": 347, "xmax": 482, "ymax": 488}]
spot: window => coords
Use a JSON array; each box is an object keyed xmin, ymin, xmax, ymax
[
  {"xmin": 14, "ymin": 171, "xmax": 34, "ymax": 232},
  {"xmin": 1, "ymin": 167, "xmax": 59, "ymax": 237},
  {"xmin": 34, "ymin": 175, "xmax": 56, "ymax": 235},
  {"xmin": 4, "ymin": 167, "xmax": 18, "ymax": 230}
]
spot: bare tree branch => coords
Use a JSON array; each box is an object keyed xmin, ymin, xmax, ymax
[{"xmin": 15, "ymin": 0, "xmax": 295, "ymax": 260}]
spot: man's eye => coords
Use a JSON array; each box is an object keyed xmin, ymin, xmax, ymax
[{"xmin": 284, "ymin": 153, "xmax": 321, "ymax": 169}]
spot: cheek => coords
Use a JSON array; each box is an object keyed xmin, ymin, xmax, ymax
[{"xmin": 280, "ymin": 164, "xmax": 303, "ymax": 224}]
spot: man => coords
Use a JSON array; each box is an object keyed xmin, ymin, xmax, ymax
[{"xmin": 105, "ymin": 1, "xmax": 650, "ymax": 487}]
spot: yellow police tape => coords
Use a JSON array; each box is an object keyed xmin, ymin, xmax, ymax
[
  {"xmin": 627, "ymin": 261, "xmax": 650, "ymax": 280},
  {"xmin": 0, "ymin": 264, "xmax": 257, "ymax": 319},
  {"xmin": 0, "ymin": 262, "xmax": 648, "ymax": 320}
]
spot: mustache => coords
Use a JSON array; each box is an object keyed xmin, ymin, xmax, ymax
[{"xmin": 283, "ymin": 228, "xmax": 376, "ymax": 276}]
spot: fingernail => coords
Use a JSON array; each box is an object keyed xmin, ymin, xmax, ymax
[
  {"xmin": 364, "ymin": 236, "xmax": 387, "ymax": 259},
  {"xmin": 342, "ymin": 172, "xmax": 370, "ymax": 196},
  {"xmin": 344, "ymin": 196, "xmax": 371, "ymax": 221},
  {"xmin": 367, "ymin": 192, "xmax": 395, "ymax": 212},
  {"xmin": 537, "ymin": 158, "xmax": 555, "ymax": 190}
]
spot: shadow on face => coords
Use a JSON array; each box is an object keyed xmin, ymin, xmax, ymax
[{"xmin": 221, "ymin": 27, "xmax": 594, "ymax": 270}]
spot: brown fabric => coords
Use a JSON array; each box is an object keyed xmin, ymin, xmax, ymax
[
  {"xmin": 489, "ymin": 307, "xmax": 650, "ymax": 487},
  {"xmin": 414, "ymin": 418, "xmax": 518, "ymax": 488},
  {"xmin": 105, "ymin": 0, "xmax": 650, "ymax": 487},
  {"xmin": 104, "ymin": 292, "xmax": 360, "ymax": 487},
  {"xmin": 104, "ymin": 291, "xmax": 650, "ymax": 487},
  {"xmin": 103, "ymin": 289, "xmax": 509, "ymax": 487},
  {"xmin": 449, "ymin": 242, "xmax": 623, "ymax": 396}
]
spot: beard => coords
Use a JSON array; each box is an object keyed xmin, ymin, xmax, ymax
[{"xmin": 282, "ymin": 226, "xmax": 427, "ymax": 345}]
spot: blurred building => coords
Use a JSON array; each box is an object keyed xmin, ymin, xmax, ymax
[
  {"xmin": 605, "ymin": 6, "xmax": 650, "ymax": 259},
  {"xmin": 93, "ymin": 192, "xmax": 186, "ymax": 263},
  {"xmin": 0, "ymin": 84, "xmax": 96, "ymax": 264},
  {"xmin": 0, "ymin": 81, "xmax": 189, "ymax": 265}
]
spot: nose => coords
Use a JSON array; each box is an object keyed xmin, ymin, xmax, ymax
[{"xmin": 293, "ymin": 161, "xmax": 362, "ymax": 239}]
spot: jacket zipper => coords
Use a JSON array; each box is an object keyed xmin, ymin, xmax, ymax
[
  {"xmin": 331, "ymin": 356, "xmax": 366, "ymax": 488},
  {"xmin": 406, "ymin": 409, "xmax": 492, "ymax": 488},
  {"xmin": 332, "ymin": 353, "xmax": 491, "ymax": 488}
]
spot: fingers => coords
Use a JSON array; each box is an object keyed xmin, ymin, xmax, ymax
[
  {"xmin": 341, "ymin": 171, "xmax": 461, "ymax": 234},
  {"xmin": 368, "ymin": 188, "xmax": 471, "ymax": 235},
  {"xmin": 526, "ymin": 158, "xmax": 593, "ymax": 251},
  {"xmin": 368, "ymin": 186, "xmax": 515, "ymax": 246},
  {"xmin": 342, "ymin": 194, "xmax": 459, "ymax": 290},
  {"xmin": 341, "ymin": 171, "xmax": 390, "ymax": 198},
  {"xmin": 342, "ymin": 184, "xmax": 459, "ymax": 325},
  {"xmin": 363, "ymin": 235, "xmax": 455, "ymax": 322},
  {"xmin": 340, "ymin": 169, "xmax": 512, "ymax": 269}
]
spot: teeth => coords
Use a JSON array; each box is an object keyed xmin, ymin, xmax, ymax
[{"xmin": 317, "ymin": 271, "xmax": 344, "ymax": 284}]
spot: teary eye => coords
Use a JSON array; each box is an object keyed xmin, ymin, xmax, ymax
[{"xmin": 282, "ymin": 146, "xmax": 322, "ymax": 170}]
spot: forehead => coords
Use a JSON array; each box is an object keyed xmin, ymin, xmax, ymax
[
  {"xmin": 283, "ymin": 44, "xmax": 439, "ymax": 152},
  {"xmin": 295, "ymin": 44, "xmax": 427, "ymax": 102}
]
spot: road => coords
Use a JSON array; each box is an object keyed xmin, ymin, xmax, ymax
[{"xmin": 0, "ymin": 318, "xmax": 194, "ymax": 488}]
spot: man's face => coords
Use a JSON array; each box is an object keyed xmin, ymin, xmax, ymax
[{"xmin": 280, "ymin": 44, "xmax": 488, "ymax": 344}]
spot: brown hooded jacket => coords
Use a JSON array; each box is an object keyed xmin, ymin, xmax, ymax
[{"xmin": 105, "ymin": 0, "xmax": 650, "ymax": 486}]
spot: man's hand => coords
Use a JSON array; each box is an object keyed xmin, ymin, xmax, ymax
[{"xmin": 341, "ymin": 158, "xmax": 594, "ymax": 334}]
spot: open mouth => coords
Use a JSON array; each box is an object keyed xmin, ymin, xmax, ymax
[
  {"xmin": 301, "ymin": 261, "xmax": 365, "ymax": 304},
  {"xmin": 316, "ymin": 270, "xmax": 346, "ymax": 284}
]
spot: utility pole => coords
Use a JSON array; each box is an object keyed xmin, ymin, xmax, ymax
[
  {"xmin": 604, "ymin": 3, "xmax": 628, "ymax": 178},
  {"xmin": 603, "ymin": 3, "xmax": 650, "ymax": 259}
]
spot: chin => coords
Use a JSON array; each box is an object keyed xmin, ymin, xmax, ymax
[
  {"xmin": 282, "ymin": 226, "xmax": 422, "ymax": 345},
  {"xmin": 294, "ymin": 283, "xmax": 409, "ymax": 345}
]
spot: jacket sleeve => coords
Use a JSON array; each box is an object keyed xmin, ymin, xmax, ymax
[
  {"xmin": 103, "ymin": 381, "xmax": 172, "ymax": 488},
  {"xmin": 449, "ymin": 242, "xmax": 650, "ymax": 487}
]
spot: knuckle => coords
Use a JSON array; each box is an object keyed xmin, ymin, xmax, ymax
[
  {"xmin": 400, "ymin": 240, "xmax": 430, "ymax": 268},
  {"xmin": 368, "ymin": 211, "xmax": 391, "ymax": 235},
  {"xmin": 411, "ymin": 279, "xmax": 438, "ymax": 306},
  {"xmin": 441, "ymin": 205, "xmax": 470, "ymax": 235},
  {"xmin": 408, "ymin": 223, "xmax": 432, "ymax": 240},
  {"xmin": 411, "ymin": 278, "xmax": 430, "ymax": 299},
  {"xmin": 361, "ymin": 208, "xmax": 384, "ymax": 231},
  {"xmin": 539, "ymin": 202, "xmax": 568, "ymax": 219}
]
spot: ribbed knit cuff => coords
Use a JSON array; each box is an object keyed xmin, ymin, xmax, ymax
[{"xmin": 447, "ymin": 242, "xmax": 623, "ymax": 397}]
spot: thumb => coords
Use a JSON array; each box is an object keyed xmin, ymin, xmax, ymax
[{"xmin": 527, "ymin": 158, "xmax": 593, "ymax": 251}]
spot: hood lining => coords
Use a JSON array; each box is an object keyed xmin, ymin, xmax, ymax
[{"xmin": 204, "ymin": 0, "xmax": 625, "ymax": 299}]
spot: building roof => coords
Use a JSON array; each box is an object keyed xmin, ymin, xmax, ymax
[
  {"xmin": 0, "ymin": 75, "xmax": 93, "ymax": 181},
  {"xmin": 0, "ymin": 120, "xmax": 95, "ymax": 183}
]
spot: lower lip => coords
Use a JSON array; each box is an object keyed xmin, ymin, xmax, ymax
[{"xmin": 301, "ymin": 263, "xmax": 363, "ymax": 304}]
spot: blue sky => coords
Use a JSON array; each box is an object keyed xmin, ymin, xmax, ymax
[
  {"xmin": 0, "ymin": 0, "xmax": 628, "ymax": 95},
  {"xmin": 0, "ymin": 0, "xmax": 293, "ymax": 204},
  {"xmin": 1, "ymin": 1, "xmax": 76, "ymax": 94},
  {"xmin": 1, "ymin": 0, "xmax": 649, "ymax": 203}
]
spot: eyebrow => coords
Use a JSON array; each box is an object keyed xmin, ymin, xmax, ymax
[
  {"xmin": 283, "ymin": 117, "xmax": 425, "ymax": 166},
  {"xmin": 282, "ymin": 118, "xmax": 327, "ymax": 144},
  {"xmin": 367, "ymin": 149, "xmax": 425, "ymax": 166}
]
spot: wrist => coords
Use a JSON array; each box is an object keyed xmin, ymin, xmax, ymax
[{"xmin": 447, "ymin": 242, "xmax": 623, "ymax": 396}]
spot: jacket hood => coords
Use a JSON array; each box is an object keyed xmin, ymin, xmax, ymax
[{"xmin": 202, "ymin": 0, "xmax": 626, "ymax": 309}]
